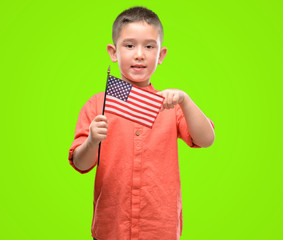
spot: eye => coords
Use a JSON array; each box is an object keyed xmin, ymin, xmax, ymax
[
  {"xmin": 126, "ymin": 44, "xmax": 134, "ymax": 48},
  {"xmin": 146, "ymin": 45, "xmax": 154, "ymax": 49}
]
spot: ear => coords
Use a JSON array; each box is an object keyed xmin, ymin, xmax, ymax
[
  {"xmin": 158, "ymin": 47, "xmax": 167, "ymax": 65},
  {"xmin": 107, "ymin": 44, "xmax": 117, "ymax": 62}
]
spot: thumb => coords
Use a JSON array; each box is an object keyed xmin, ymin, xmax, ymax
[
  {"xmin": 156, "ymin": 91, "xmax": 164, "ymax": 96},
  {"xmin": 156, "ymin": 91, "xmax": 165, "ymax": 112}
]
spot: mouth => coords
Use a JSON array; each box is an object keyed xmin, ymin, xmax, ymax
[
  {"xmin": 131, "ymin": 65, "xmax": 146, "ymax": 68},
  {"xmin": 131, "ymin": 65, "xmax": 146, "ymax": 72}
]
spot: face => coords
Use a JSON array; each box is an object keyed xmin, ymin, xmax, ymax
[{"xmin": 107, "ymin": 21, "xmax": 167, "ymax": 87}]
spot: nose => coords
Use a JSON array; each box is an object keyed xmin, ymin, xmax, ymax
[{"xmin": 134, "ymin": 46, "xmax": 145, "ymax": 60}]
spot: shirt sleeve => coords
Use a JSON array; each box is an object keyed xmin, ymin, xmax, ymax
[
  {"xmin": 176, "ymin": 104, "xmax": 215, "ymax": 148},
  {"xmin": 68, "ymin": 95, "xmax": 98, "ymax": 174}
]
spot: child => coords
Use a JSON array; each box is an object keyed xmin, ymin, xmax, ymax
[{"xmin": 69, "ymin": 6, "xmax": 215, "ymax": 240}]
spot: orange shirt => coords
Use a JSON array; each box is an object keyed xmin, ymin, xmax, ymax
[{"xmin": 69, "ymin": 83, "xmax": 214, "ymax": 240}]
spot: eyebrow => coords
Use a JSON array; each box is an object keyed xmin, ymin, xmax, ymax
[{"xmin": 121, "ymin": 38, "xmax": 158, "ymax": 44}]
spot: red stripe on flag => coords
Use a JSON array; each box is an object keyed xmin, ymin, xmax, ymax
[
  {"xmin": 126, "ymin": 99, "xmax": 159, "ymax": 114},
  {"xmin": 105, "ymin": 104, "xmax": 155, "ymax": 124},
  {"xmin": 131, "ymin": 89, "xmax": 164, "ymax": 104},
  {"xmin": 105, "ymin": 110, "xmax": 153, "ymax": 128},
  {"xmin": 105, "ymin": 98, "xmax": 157, "ymax": 118},
  {"xmin": 128, "ymin": 95, "xmax": 161, "ymax": 110}
]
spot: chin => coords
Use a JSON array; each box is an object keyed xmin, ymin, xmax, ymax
[{"xmin": 123, "ymin": 74, "xmax": 148, "ymax": 83}]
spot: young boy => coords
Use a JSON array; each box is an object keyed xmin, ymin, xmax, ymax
[{"xmin": 69, "ymin": 6, "xmax": 215, "ymax": 240}]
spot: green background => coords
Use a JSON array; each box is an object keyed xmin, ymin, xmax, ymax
[{"xmin": 1, "ymin": 0, "xmax": 282, "ymax": 239}]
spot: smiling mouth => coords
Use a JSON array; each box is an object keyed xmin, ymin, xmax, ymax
[
  {"xmin": 131, "ymin": 65, "xmax": 146, "ymax": 68},
  {"xmin": 131, "ymin": 66, "xmax": 146, "ymax": 72}
]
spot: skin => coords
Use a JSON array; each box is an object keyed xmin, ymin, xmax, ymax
[
  {"xmin": 73, "ymin": 21, "xmax": 215, "ymax": 171},
  {"xmin": 107, "ymin": 21, "xmax": 167, "ymax": 87}
]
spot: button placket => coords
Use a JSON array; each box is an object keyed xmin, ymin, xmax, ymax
[{"xmin": 131, "ymin": 126, "xmax": 143, "ymax": 239}]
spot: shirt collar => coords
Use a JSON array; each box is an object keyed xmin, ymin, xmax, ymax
[{"xmin": 136, "ymin": 82, "xmax": 157, "ymax": 93}]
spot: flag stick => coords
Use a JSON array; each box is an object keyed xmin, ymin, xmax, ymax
[{"xmin": 97, "ymin": 65, "xmax": 110, "ymax": 166}]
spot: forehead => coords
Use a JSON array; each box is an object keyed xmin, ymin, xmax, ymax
[{"xmin": 117, "ymin": 21, "xmax": 161, "ymax": 44}]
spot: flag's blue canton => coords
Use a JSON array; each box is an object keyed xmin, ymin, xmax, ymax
[{"xmin": 106, "ymin": 75, "xmax": 132, "ymax": 102}]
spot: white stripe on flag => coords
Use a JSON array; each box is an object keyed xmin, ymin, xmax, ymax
[
  {"xmin": 132, "ymin": 86, "xmax": 164, "ymax": 102},
  {"xmin": 106, "ymin": 95, "xmax": 158, "ymax": 116},
  {"xmin": 104, "ymin": 107, "xmax": 153, "ymax": 127},
  {"xmin": 129, "ymin": 92, "xmax": 162, "ymax": 107},
  {"xmin": 127, "ymin": 97, "xmax": 160, "ymax": 112},
  {"xmin": 105, "ymin": 101, "xmax": 155, "ymax": 121}
]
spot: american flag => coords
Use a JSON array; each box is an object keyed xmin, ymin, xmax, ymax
[{"xmin": 104, "ymin": 75, "xmax": 164, "ymax": 128}]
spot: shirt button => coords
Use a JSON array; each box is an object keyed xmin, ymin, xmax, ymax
[{"xmin": 136, "ymin": 131, "xmax": 140, "ymax": 136}]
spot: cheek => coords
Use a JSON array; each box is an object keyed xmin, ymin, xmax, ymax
[
  {"xmin": 118, "ymin": 51, "xmax": 131, "ymax": 65},
  {"xmin": 151, "ymin": 49, "xmax": 160, "ymax": 60},
  {"xmin": 148, "ymin": 53, "xmax": 159, "ymax": 66}
]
